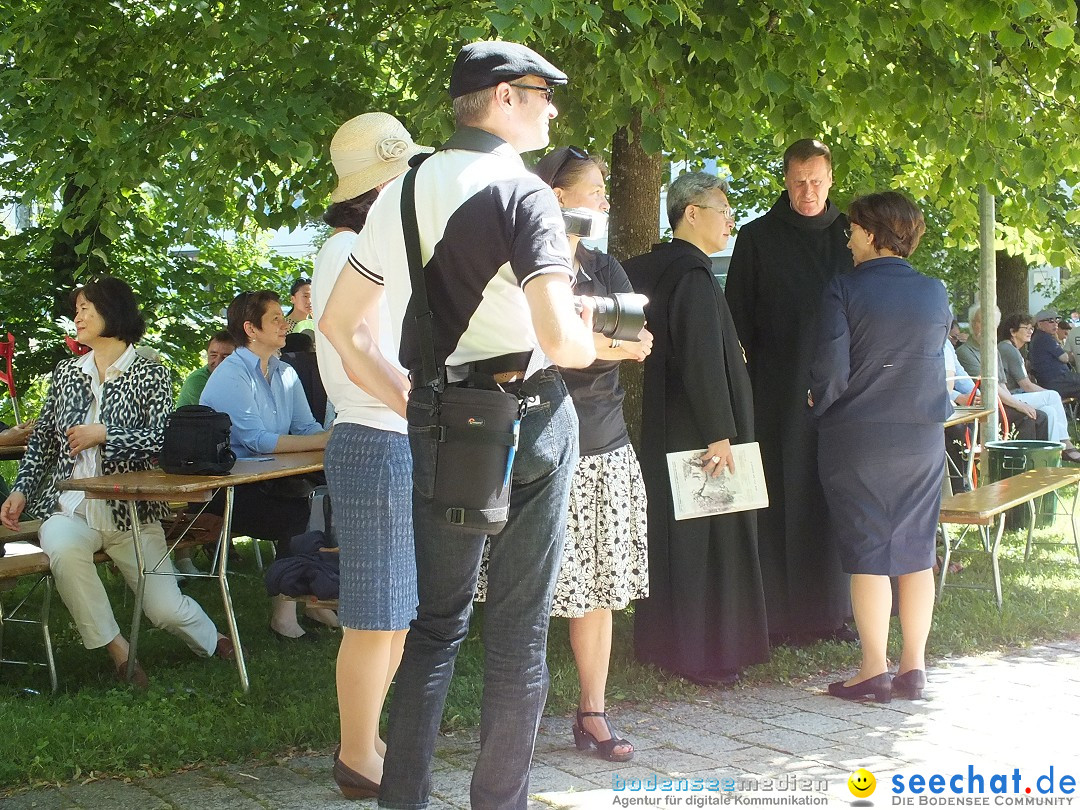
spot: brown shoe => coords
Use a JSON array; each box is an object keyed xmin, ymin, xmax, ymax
[
  {"xmin": 214, "ymin": 635, "xmax": 237, "ymax": 661},
  {"xmin": 332, "ymin": 758, "xmax": 379, "ymax": 800},
  {"xmin": 115, "ymin": 659, "xmax": 149, "ymax": 690}
]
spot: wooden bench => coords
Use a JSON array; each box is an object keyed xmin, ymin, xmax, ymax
[
  {"xmin": 2, "ymin": 522, "xmax": 56, "ymax": 693},
  {"xmin": 938, "ymin": 466, "xmax": 1080, "ymax": 609}
]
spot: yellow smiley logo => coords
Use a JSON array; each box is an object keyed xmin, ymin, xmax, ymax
[{"xmin": 848, "ymin": 768, "xmax": 876, "ymax": 798}]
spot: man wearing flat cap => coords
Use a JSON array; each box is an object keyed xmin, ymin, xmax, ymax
[
  {"xmin": 321, "ymin": 40, "xmax": 595, "ymax": 810},
  {"xmin": 1030, "ymin": 308, "xmax": 1080, "ymax": 398}
]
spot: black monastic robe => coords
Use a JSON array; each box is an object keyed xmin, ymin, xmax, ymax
[
  {"xmin": 624, "ymin": 239, "xmax": 769, "ymax": 679},
  {"xmin": 724, "ymin": 191, "xmax": 854, "ymax": 639}
]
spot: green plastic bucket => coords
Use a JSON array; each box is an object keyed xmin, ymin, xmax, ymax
[{"xmin": 984, "ymin": 440, "xmax": 1062, "ymax": 529}]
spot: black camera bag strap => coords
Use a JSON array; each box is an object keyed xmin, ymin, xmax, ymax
[{"xmin": 400, "ymin": 164, "xmax": 441, "ymax": 393}]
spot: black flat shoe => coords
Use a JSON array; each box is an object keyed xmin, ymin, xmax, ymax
[
  {"xmin": 269, "ymin": 626, "xmax": 319, "ymax": 643},
  {"xmin": 893, "ymin": 669, "xmax": 927, "ymax": 700},
  {"xmin": 827, "ymin": 672, "xmax": 892, "ymax": 703},
  {"xmin": 333, "ymin": 757, "xmax": 379, "ymax": 800},
  {"xmin": 572, "ymin": 710, "xmax": 634, "ymax": 762},
  {"xmin": 684, "ymin": 669, "xmax": 741, "ymax": 687}
]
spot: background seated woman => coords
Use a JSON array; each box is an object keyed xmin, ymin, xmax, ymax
[
  {"xmin": 200, "ymin": 290, "xmax": 331, "ymax": 641},
  {"xmin": 996, "ymin": 312, "xmax": 1080, "ymax": 464},
  {"xmin": 0, "ymin": 277, "xmax": 232, "ymax": 688}
]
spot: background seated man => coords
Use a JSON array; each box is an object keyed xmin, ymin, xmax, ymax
[
  {"xmin": 1029, "ymin": 308, "xmax": 1080, "ymax": 398},
  {"xmin": 177, "ymin": 331, "xmax": 236, "ymax": 407}
]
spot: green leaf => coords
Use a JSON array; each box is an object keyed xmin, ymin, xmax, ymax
[
  {"xmin": 996, "ymin": 26, "xmax": 1026, "ymax": 49},
  {"xmin": 1045, "ymin": 25, "xmax": 1074, "ymax": 50},
  {"xmin": 764, "ymin": 71, "xmax": 791, "ymax": 94},
  {"xmin": 484, "ymin": 12, "xmax": 518, "ymax": 32},
  {"xmin": 624, "ymin": 6, "xmax": 651, "ymax": 27}
]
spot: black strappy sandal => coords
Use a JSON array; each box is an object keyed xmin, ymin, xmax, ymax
[{"xmin": 572, "ymin": 710, "xmax": 635, "ymax": 762}]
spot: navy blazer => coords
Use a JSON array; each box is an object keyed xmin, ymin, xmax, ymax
[{"xmin": 810, "ymin": 256, "xmax": 951, "ymax": 426}]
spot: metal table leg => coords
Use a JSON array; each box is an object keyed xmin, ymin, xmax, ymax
[
  {"xmin": 126, "ymin": 503, "xmax": 147, "ymax": 683},
  {"xmin": 990, "ymin": 513, "xmax": 1007, "ymax": 611},
  {"xmin": 43, "ymin": 577, "xmax": 56, "ymax": 694},
  {"xmin": 215, "ymin": 487, "xmax": 248, "ymax": 692},
  {"xmin": 937, "ymin": 523, "xmax": 953, "ymax": 602}
]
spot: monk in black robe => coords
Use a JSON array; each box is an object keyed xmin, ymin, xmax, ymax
[
  {"xmin": 724, "ymin": 139, "xmax": 854, "ymax": 643},
  {"xmin": 624, "ymin": 172, "xmax": 769, "ymax": 684}
]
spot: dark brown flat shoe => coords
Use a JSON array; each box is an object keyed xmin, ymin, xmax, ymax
[
  {"xmin": 115, "ymin": 659, "xmax": 149, "ymax": 690},
  {"xmin": 332, "ymin": 758, "xmax": 379, "ymax": 800},
  {"xmin": 215, "ymin": 635, "xmax": 238, "ymax": 661}
]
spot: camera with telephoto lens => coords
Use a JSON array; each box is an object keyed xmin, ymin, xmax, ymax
[
  {"xmin": 562, "ymin": 207, "xmax": 608, "ymax": 239},
  {"xmin": 574, "ymin": 293, "xmax": 648, "ymax": 342}
]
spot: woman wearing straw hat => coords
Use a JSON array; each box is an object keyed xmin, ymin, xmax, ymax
[{"xmin": 311, "ymin": 112, "xmax": 430, "ymax": 798}]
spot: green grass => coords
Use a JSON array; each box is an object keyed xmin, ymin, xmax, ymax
[{"xmin": 2, "ymin": 513, "xmax": 1079, "ymax": 793}]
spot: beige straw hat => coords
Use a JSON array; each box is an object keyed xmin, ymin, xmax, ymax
[{"xmin": 329, "ymin": 112, "xmax": 432, "ymax": 203}]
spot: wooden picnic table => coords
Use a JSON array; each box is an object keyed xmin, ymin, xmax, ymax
[
  {"xmin": 58, "ymin": 451, "xmax": 325, "ymax": 691},
  {"xmin": 943, "ymin": 406, "xmax": 993, "ymax": 490}
]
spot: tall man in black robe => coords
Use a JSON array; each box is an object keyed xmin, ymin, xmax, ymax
[
  {"xmin": 724, "ymin": 139, "xmax": 854, "ymax": 643},
  {"xmin": 625, "ymin": 172, "xmax": 769, "ymax": 685}
]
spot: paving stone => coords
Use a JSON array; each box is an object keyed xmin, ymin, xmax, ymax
[
  {"xmin": 644, "ymin": 723, "xmax": 752, "ymax": 754},
  {"xmin": 139, "ymin": 771, "xmax": 264, "ymax": 810},
  {"xmin": 60, "ymin": 780, "xmax": 172, "ymax": 809},
  {"xmin": 734, "ymin": 728, "xmax": 836, "ymax": 756},
  {"xmin": 0, "ymin": 789, "xmax": 80, "ymax": 810},
  {"xmin": 764, "ymin": 709, "xmax": 853, "ymax": 735}
]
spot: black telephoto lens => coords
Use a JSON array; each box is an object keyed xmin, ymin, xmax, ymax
[{"xmin": 578, "ymin": 293, "xmax": 648, "ymax": 341}]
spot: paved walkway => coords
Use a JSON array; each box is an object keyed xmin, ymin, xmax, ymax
[{"xmin": 5, "ymin": 640, "xmax": 1079, "ymax": 809}]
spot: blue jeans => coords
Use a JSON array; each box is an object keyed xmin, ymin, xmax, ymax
[{"xmin": 379, "ymin": 370, "xmax": 578, "ymax": 810}]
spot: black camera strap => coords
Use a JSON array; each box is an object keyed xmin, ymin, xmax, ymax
[{"xmin": 400, "ymin": 165, "xmax": 441, "ymax": 392}]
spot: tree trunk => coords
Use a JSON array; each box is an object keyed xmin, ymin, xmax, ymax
[
  {"xmin": 607, "ymin": 110, "xmax": 664, "ymax": 446},
  {"xmin": 995, "ymin": 250, "xmax": 1028, "ymax": 318}
]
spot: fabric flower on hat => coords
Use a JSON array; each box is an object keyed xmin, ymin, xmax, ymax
[{"xmin": 376, "ymin": 137, "xmax": 410, "ymax": 162}]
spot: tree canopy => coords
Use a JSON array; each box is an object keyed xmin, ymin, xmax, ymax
[{"xmin": 2, "ymin": 0, "xmax": 1080, "ymax": 395}]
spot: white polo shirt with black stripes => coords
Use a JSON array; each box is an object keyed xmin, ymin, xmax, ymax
[{"xmin": 347, "ymin": 127, "xmax": 574, "ymax": 376}]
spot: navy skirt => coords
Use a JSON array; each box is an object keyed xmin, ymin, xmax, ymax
[
  {"xmin": 818, "ymin": 421, "xmax": 944, "ymax": 576},
  {"xmin": 325, "ymin": 423, "xmax": 417, "ymax": 630}
]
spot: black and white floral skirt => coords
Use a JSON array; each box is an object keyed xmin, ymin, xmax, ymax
[{"xmin": 474, "ymin": 442, "xmax": 649, "ymax": 617}]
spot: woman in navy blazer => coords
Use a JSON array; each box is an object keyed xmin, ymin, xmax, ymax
[{"xmin": 810, "ymin": 192, "xmax": 950, "ymax": 704}]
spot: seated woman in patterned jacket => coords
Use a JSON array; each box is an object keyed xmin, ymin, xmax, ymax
[{"xmin": 0, "ymin": 277, "xmax": 233, "ymax": 689}]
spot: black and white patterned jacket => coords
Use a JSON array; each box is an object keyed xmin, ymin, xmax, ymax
[{"xmin": 13, "ymin": 351, "xmax": 173, "ymax": 530}]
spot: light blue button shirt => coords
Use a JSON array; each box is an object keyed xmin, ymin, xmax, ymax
[{"xmin": 199, "ymin": 346, "xmax": 322, "ymax": 457}]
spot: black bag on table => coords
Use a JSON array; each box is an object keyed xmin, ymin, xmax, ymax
[{"xmin": 159, "ymin": 405, "xmax": 237, "ymax": 475}]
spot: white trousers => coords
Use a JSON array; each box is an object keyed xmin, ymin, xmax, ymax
[
  {"xmin": 1013, "ymin": 390, "xmax": 1070, "ymax": 443},
  {"xmin": 38, "ymin": 514, "xmax": 218, "ymax": 654}
]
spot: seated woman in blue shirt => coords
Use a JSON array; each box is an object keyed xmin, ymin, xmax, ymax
[{"xmin": 201, "ymin": 290, "xmax": 330, "ymax": 640}]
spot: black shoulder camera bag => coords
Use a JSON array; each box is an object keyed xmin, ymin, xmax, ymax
[
  {"xmin": 159, "ymin": 405, "xmax": 237, "ymax": 475},
  {"xmin": 401, "ymin": 166, "xmax": 535, "ymax": 535}
]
